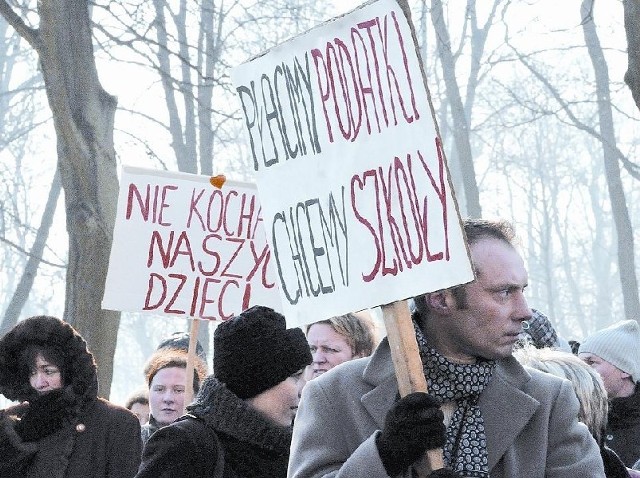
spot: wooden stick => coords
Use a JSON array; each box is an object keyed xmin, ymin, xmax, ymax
[
  {"xmin": 183, "ymin": 318, "xmax": 201, "ymax": 413},
  {"xmin": 382, "ymin": 301, "xmax": 444, "ymax": 475}
]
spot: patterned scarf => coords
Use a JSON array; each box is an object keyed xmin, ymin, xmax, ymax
[{"xmin": 414, "ymin": 322, "xmax": 496, "ymax": 478}]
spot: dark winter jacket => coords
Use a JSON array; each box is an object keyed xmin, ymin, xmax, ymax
[
  {"xmin": 601, "ymin": 444, "xmax": 631, "ymax": 478},
  {"xmin": 0, "ymin": 315, "xmax": 142, "ymax": 478},
  {"xmin": 140, "ymin": 414, "xmax": 161, "ymax": 447},
  {"xmin": 135, "ymin": 376, "xmax": 293, "ymax": 478},
  {"xmin": 606, "ymin": 384, "xmax": 640, "ymax": 467}
]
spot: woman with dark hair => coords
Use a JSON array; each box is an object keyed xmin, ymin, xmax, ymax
[{"xmin": 0, "ymin": 315, "xmax": 142, "ymax": 477}]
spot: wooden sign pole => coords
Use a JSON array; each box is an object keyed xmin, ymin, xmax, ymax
[
  {"xmin": 382, "ymin": 300, "xmax": 444, "ymax": 475},
  {"xmin": 183, "ymin": 318, "xmax": 201, "ymax": 412}
]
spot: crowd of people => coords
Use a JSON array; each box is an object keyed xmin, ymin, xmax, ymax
[{"xmin": 0, "ymin": 218, "xmax": 639, "ymax": 478}]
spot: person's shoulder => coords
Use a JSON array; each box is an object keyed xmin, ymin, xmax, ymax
[
  {"xmin": 337, "ymin": 355, "xmax": 371, "ymax": 374},
  {"xmin": 94, "ymin": 397, "xmax": 133, "ymax": 413},
  {"xmin": 526, "ymin": 366, "xmax": 568, "ymax": 392},
  {"xmin": 150, "ymin": 415, "xmax": 218, "ymax": 449},
  {"xmin": 496, "ymin": 355, "xmax": 566, "ymax": 392},
  {"xmin": 315, "ymin": 355, "xmax": 370, "ymax": 386},
  {"xmin": 89, "ymin": 397, "xmax": 141, "ymax": 425}
]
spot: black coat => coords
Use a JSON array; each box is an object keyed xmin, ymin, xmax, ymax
[
  {"xmin": 0, "ymin": 397, "xmax": 141, "ymax": 478},
  {"xmin": 0, "ymin": 316, "xmax": 142, "ymax": 478},
  {"xmin": 135, "ymin": 377, "xmax": 291, "ymax": 478},
  {"xmin": 606, "ymin": 385, "xmax": 640, "ymax": 467},
  {"xmin": 601, "ymin": 445, "xmax": 631, "ymax": 478}
]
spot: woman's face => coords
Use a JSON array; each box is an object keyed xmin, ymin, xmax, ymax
[
  {"xmin": 246, "ymin": 369, "xmax": 304, "ymax": 427},
  {"xmin": 29, "ymin": 353, "xmax": 63, "ymax": 394},
  {"xmin": 148, "ymin": 367, "xmax": 187, "ymax": 426},
  {"xmin": 307, "ymin": 323, "xmax": 357, "ymax": 379}
]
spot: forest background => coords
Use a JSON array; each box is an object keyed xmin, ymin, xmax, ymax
[{"xmin": 0, "ymin": 0, "xmax": 638, "ymax": 404}]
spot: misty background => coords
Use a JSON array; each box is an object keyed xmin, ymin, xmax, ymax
[{"xmin": 0, "ymin": 0, "xmax": 638, "ymax": 404}]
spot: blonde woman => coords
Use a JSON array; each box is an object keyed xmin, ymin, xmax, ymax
[{"xmin": 515, "ymin": 345, "xmax": 631, "ymax": 478}]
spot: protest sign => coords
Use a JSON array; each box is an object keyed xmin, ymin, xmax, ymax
[
  {"xmin": 231, "ymin": 0, "xmax": 473, "ymax": 329},
  {"xmin": 102, "ymin": 166, "xmax": 282, "ymax": 320}
]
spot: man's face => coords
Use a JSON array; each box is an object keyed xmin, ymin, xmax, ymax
[
  {"xmin": 440, "ymin": 238, "xmax": 531, "ymax": 362},
  {"xmin": 578, "ymin": 352, "xmax": 630, "ymax": 398}
]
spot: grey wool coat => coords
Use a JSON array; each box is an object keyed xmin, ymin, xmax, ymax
[{"xmin": 288, "ymin": 338, "xmax": 606, "ymax": 478}]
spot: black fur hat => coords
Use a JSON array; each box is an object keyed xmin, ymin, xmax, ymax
[
  {"xmin": 213, "ymin": 306, "xmax": 311, "ymax": 399},
  {"xmin": 0, "ymin": 315, "xmax": 98, "ymax": 403}
]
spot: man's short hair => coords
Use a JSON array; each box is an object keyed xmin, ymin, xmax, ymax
[
  {"xmin": 157, "ymin": 331, "xmax": 207, "ymax": 362},
  {"xmin": 462, "ymin": 218, "xmax": 516, "ymax": 247},
  {"xmin": 414, "ymin": 218, "xmax": 518, "ymax": 312}
]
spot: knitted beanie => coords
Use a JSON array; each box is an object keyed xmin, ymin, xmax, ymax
[
  {"xmin": 579, "ymin": 320, "xmax": 640, "ymax": 383},
  {"xmin": 157, "ymin": 331, "xmax": 207, "ymax": 362},
  {"xmin": 213, "ymin": 305, "xmax": 312, "ymax": 399}
]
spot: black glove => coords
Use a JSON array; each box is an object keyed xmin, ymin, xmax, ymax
[
  {"xmin": 428, "ymin": 469, "xmax": 463, "ymax": 478},
  {"xmin": 376, "ymin": 392, "xmax": 445, "ymax": 477},
  {"xmin": 15, "ymin": 390, "xmax": 69, "ymax": 442}
]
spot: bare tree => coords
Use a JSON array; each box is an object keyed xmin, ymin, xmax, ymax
[
  {"xmin": 497, "ymin": 7, "xmax": 639, "ymax": 325},
  {"xmin": 623, "ymin": 0, "xmax": 640, "ymax": 110},
  {"xmin": 0, "ymin": 0, "xmax": 120, "ymax": 397},
  {"xmin": 1, "ymin": 171, "xmax": 61, "ymax": 335},
  {"xmin": 84, "ymin": 0, "xmax": 333, "ymax": 396},
  {"xmin": 429, "ymin": 0, "xmax": 482, "ymax": 217},
  {"xmin": 1, "ymin": 10, "xmax": 63, "ymax": 325},
  {"xmin": 581, "ymin": 0, "xmax": 640, "ymax": 321}
]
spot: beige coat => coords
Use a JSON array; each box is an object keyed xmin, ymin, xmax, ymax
[{"xmin": 289, "ymin": 338, "xmax": 605, "ymax": 478}]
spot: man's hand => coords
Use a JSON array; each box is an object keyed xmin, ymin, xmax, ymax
[{"xmin": 376, "ymin": 392, "xmax": 445, "ymax": 477}]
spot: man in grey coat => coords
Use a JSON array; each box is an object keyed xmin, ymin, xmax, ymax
[{"xmin": 289, "ymin": 219, "xmax": 605, "ymax": 478}]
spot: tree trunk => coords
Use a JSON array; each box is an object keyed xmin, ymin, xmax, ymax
[
  {"xmin": 623, "ymin": 0, "xmax": 640, "ymax": 111},
  {"xmin": 39, "ymin": 0, "xmax": 120, "ymax": 397},
  {"xmin": 152, "ymin": 0, "xmax": 194, "ymax": 174},
  {"xmin": 582, "ymin": 0, "xmax": 640, "ymax": 321},
  {"xmin": 430, "ymin": 0, "xmax": 482, "ymax": 218},
  {"xmin": 1, "ymin": 171, "xmax": 62, "ymax": 335},
  {"xmin": 0, "ymin": 0, "xmax": 121, "ymax": 397},
  {"xmin": 198, "ymin": 0, "xmax": 218, "ymax": 177}
]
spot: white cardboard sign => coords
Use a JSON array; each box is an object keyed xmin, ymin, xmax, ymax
[
  {"xmin": 102, "ymin": 166, "xmax": 282, "ymax": 320},
  {"xmin": 231, "ymin": 0, "xmax": 473, "ymax": 328}
]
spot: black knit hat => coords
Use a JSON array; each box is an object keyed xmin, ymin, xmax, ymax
[
  {"xmin": 213, "ymin": 305, "xmax": 311, "ymax": 399},
  {"xmin": 157, "ymin": 331, "xmax": 207, "ymax": 362}
]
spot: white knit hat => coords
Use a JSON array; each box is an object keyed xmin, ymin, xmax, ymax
[{"xmin": 579, "ymin": 320, "xmax": 640, "ymax": 383}]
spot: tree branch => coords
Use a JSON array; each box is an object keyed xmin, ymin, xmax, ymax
[
  {"xmin": 509, "ymin": 44, "xmax": 640, "ymax": 180},
  {"xmin": 0, "ymin": 236, "xmax": 66, "ymax": 268},
  {"xmin": 0, "ymin": 0, "xmax": 40, "ymax": 51}
]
